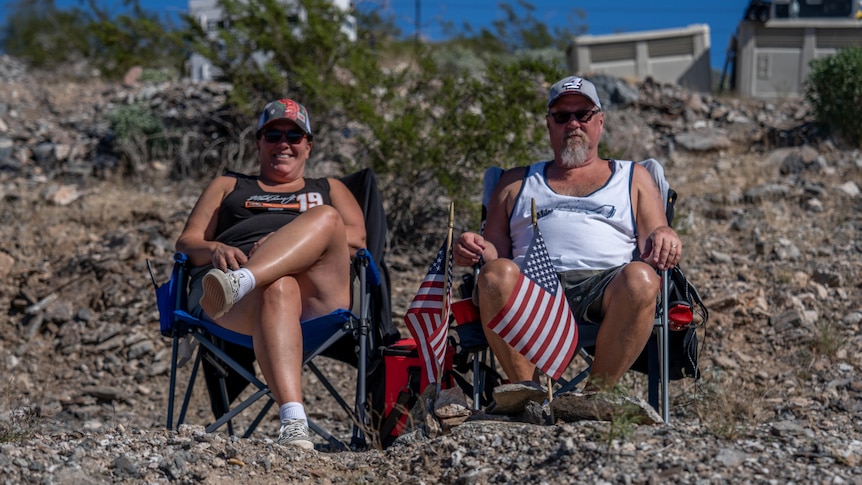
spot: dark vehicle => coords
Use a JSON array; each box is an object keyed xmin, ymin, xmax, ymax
[
  {"xmin": 744, "ymin": 0, "xmax": 858, "ymax": 21},
  {"xmin": 744, "ymin": 0, "xmax": 772, "ymax": 22}
]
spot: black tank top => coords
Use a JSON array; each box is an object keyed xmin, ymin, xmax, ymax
[{"xmin": 215, "ymin": 173, "xmax": 332, "ymax": 255}]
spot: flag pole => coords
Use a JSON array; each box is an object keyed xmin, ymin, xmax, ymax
[
  {"xmin": 531, "ymin": 198, "xmax": 555, "ymax": 420},
  {"xmin": 438, "ymin": 201, "xmax": 455, "ymax": 393}
]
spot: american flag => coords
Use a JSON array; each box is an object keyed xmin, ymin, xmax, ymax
[
  {"xmin": 486, "ymin": 226, "xmax": 578, "ymax": 381},
  {"xmin": 404, "ymin": 240, "xmax": 453, "ymax": 384}
]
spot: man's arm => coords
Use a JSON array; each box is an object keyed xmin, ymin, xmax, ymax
[
  {"xmin": 632, "ymin": 163, "xmax": 681, "ymax": 269},
  {"xmin": 453, "ymin": 167, "xmax": 525, "ymax": 266}
]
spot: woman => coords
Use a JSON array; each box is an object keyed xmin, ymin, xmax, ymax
[{"xmin": 175, "ymin": 99, "xmax": 366, "ymax": 450}]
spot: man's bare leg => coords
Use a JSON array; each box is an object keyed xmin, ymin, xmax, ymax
[
  {"xmin": 478, "ymin": 259, "xmax": 538, "ymax": 383},
  {"xmin": 586, "ymin": 262, "xmax": 658, "ymax": 391}
]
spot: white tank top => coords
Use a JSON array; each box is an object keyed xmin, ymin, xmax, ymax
[{"xmin": 510, "ymin": 160, "xmax": 637, "ymax": 272}]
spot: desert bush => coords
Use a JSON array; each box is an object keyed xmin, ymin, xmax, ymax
[
  {"xmin": 108, "ymin": 103, "xmax": 165, "ymax": 141},
  {"xmin": 107, "ymin": 103, "xmax": 168, "ymax": 175},
  {"xmin": 185, "ymin": 0, "xmax": 571, "ymax": 245},
  {"xmin": 183, "ymin": 0, "xmax": 361, "ymax": 113},
  {"xmin": 342, "ymin": 54, "xmax": 564, "ymax": 244},
  {"xmin": 1, "ymin": 0, "xmax": 186, "ymax": 79},
  {"xmin": 804, "ymin": 47, "xmax": 862, "ymax": 148},
  {"xmin": 0, "ymin": 382, "xmax": 37, "ymax": 444}
]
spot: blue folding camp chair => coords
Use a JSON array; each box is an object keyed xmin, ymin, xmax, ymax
[
  {"xmin": 150, "ymin": 248, "xmax": 382, "ymax": 450},
  {"xmin": 149, "ymin": 168, "xmax": 399, "ymax": 450},
  {"xmin": 451, "ymin": 159, "xmax": 704, "ymax": 423}
]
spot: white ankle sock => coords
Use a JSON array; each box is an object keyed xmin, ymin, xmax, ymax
[
  {"xmin": 230, "ymin": 268, "xmax": 256, "ymax": 300},
  {"xmin": 279, "ymin": 402, "xmax": 307, "ymax": 423}
]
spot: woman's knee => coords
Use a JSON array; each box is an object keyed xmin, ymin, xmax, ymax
[
  {"xmin": 305, "ymin": 204, "xmax": 345, "ymax": 231},
  {"xmin": 261, "ymin": 276, "xmax": 301, "ymax": 306}
]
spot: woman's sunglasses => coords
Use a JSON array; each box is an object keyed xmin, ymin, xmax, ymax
[{"xmin": 262, "ymin": 129, "xmax": 306, "ymax": 144}]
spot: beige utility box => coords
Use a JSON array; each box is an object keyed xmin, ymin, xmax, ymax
[
  {"xmin": 734, "ymin": 18, "xmax": 862, "ymax": 99},
  {"xmin": 566, "ymin": 24, "xmax": 712, "ymax": 93}
]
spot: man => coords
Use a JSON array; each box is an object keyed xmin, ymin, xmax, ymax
[{"xmin": 453, "ymin": 76, "xmax": 681, "ymax": 401}]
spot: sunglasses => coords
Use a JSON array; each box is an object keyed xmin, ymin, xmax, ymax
[
  {"xmin": 262, "ymin": 129, "xmax": 306, "ymax": 144},
  {"xmin": 548, "ymin": 108, "xmax": 601, "ymax": 125}
]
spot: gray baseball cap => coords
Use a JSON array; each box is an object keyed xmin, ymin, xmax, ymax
[{"xmin": 547, "ymin": 76, "xmax": 602, "ymax": 110}]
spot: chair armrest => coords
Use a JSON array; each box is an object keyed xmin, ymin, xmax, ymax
[{"xmin": 354, "ymin": 248, "xmax": 381, "ymax": 287}]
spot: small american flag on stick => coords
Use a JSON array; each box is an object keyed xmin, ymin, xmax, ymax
[
  {"xmin": 486, "ymin": 203, "xmax": 578, "ymax": 381},
  {"xmin": 404, "ymin": 204, "xmax": 454, "ymax": 385}
]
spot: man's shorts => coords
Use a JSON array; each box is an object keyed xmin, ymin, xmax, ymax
[{"xmin": 558, "ymin": 265, "xmax": 625, "ymax": 325}]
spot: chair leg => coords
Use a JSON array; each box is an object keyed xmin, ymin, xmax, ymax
[
  {"xmin": 167, "ymin": 335, "xmax": 179, "ymax": 430},
  {"xmin": 177, "ymin": 349, "xmax": 203, "ymax": 430},
  {"xmin": 203, "ymin": 352, "xmax": 236, "ymax": 436},
  {"xmin": 308, "ymin": 418, "xmax": 347, "ymax": 451},
  {"xmin": 660, "ymin": 269, "xmax": 670, "ymax": 423},
  {"xmin": 471, "ymin": 351, "xmax": 482, "ymax": 410},
  {"xmin": 243, "ymin": 398, "xmax": 275, "ymax": 439},
  {"xmin": 647, "ymin": 336, "xmax": 660, "ymax": 412}
]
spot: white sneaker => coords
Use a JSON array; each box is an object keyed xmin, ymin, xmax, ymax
[
  {"xmin": 277, "ymin": 419, "xmax": 314, "ymax": 451},
  {"xmin": 200, "ymin": 269, "xmax": 241, "ymax": 319}
]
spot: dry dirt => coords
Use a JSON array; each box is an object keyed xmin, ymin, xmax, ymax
[{"xmin": 1, "ymin": 65, "xmax": 861, "ymax": 483}]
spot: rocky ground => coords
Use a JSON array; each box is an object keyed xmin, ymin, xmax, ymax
[{"xmin": 1, "ymin": 55, "xmax": 861, "ymax": 483}]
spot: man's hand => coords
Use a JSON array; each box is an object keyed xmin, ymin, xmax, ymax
[
  {"xmin": 641, "ymin": 226, "xmax": 681, "ymax": 270},
  {"xmin": 454, "ymin": 232, "xmax": 487, "ymax": 267}
]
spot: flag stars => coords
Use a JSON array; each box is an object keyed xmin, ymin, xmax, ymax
[{"xmin": 524, "ymin": 234, "xmax": 558, "ymax": 294}]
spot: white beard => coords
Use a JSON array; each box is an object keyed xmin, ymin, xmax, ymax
[{"xmin": 560, "ymin": 136, "xmax": 589, "ymax": 168}]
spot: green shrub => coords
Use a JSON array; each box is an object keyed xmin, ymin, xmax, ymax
[
  {"xmin": 1, "ymin": 0, "xmax": 186, "ymax": 79},
  {"xmin": 805, "ymin": 47, "xmax": 862, "ymax": 148},
  {"xmin": 139, "ymin": 67, "xmax": 180, "ymax": 83},
  {"xmin": 108, "ymin": 103, "xmax": 165, "ymax": 140},
  {"xmin": 186, "ymin": 0, "xmax": 571, "ymax": 245}
]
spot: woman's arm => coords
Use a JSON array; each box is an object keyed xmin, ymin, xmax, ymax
[
  {"xmin": 175, "ymin": 175, "xmax": 244, "ymax": 270},
  {"xmin": 328, "ymin": 178, "xmax": 367, "ymax": 254}
]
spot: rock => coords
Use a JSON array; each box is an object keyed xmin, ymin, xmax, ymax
[
  {"xmin": 836, "ymin": 181, "xmax": 860, "ymax": 197},
  {"xmin": 434, "ymin": 386, "xmax": 472, "ymax": 431},
  {"xmin": 0, "ymin": 52, "xmax": 861, "ymax": 484},
  {"xmin": 0, "ymin": 251, "xmax": 14, "ymax": 277},
  {"xmin": 489, "ymin": 382, "xmax": 548, "ymax": 414},
  {"xmin": 123, "ymin": 66, "xmax": 143, "ymax": 86},
  {"xmin": 550, "ymin": 392, "xmax": 663, "ymax": 425},
  {"xmin": 434, "ymin": 387, "xmax": 471, "ymax": 419},
  {"xmin": 674, "ymin": 131, "xmax": 732, "ymax": 151}
]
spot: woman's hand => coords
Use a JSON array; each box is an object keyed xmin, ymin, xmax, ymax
[
  {"xmin": 248, "ymin": 232, "xmax": 274, "ymax": 259},
  {"xmin": 211, "ymin": 242, "xmax": 248, "ymax": 272}
]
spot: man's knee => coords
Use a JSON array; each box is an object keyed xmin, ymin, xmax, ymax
[
  {"xmin": 477, "ymin": 259, "xmax": 520, "ymax": 296},
  {"xmin": 611, "ymin": 262, "xmax": 660, "ymax": 302}
]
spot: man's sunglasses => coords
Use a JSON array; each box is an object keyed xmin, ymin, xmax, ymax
[
  {"xmin": 262, "ymin": 129, "xmax": 306, "ymax": 144},
  {"xmin": 548, "ymin": 108, "xmax": 601, "ymax": 125}
]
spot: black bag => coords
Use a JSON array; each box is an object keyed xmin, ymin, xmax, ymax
[{"xmin": 632, "ymin": 266, "xmax": 707, "ymax": 380}]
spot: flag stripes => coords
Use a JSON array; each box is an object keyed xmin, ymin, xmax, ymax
[
  {"xmin": 486, "ymin": 228, "xmax": 578, "ymax": 381},
  {"xmin": 404, "ymin": 242, "xmax": 452, "ymax": 384}
]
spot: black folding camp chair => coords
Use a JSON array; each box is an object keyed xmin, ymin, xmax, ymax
[
  {"xmin": 150, "ymin": 168, "xmax": 400, "ymax": 450},
  {"xmin": 451, "ymin": 159, "xmax": 704, "ymax": 423}
]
